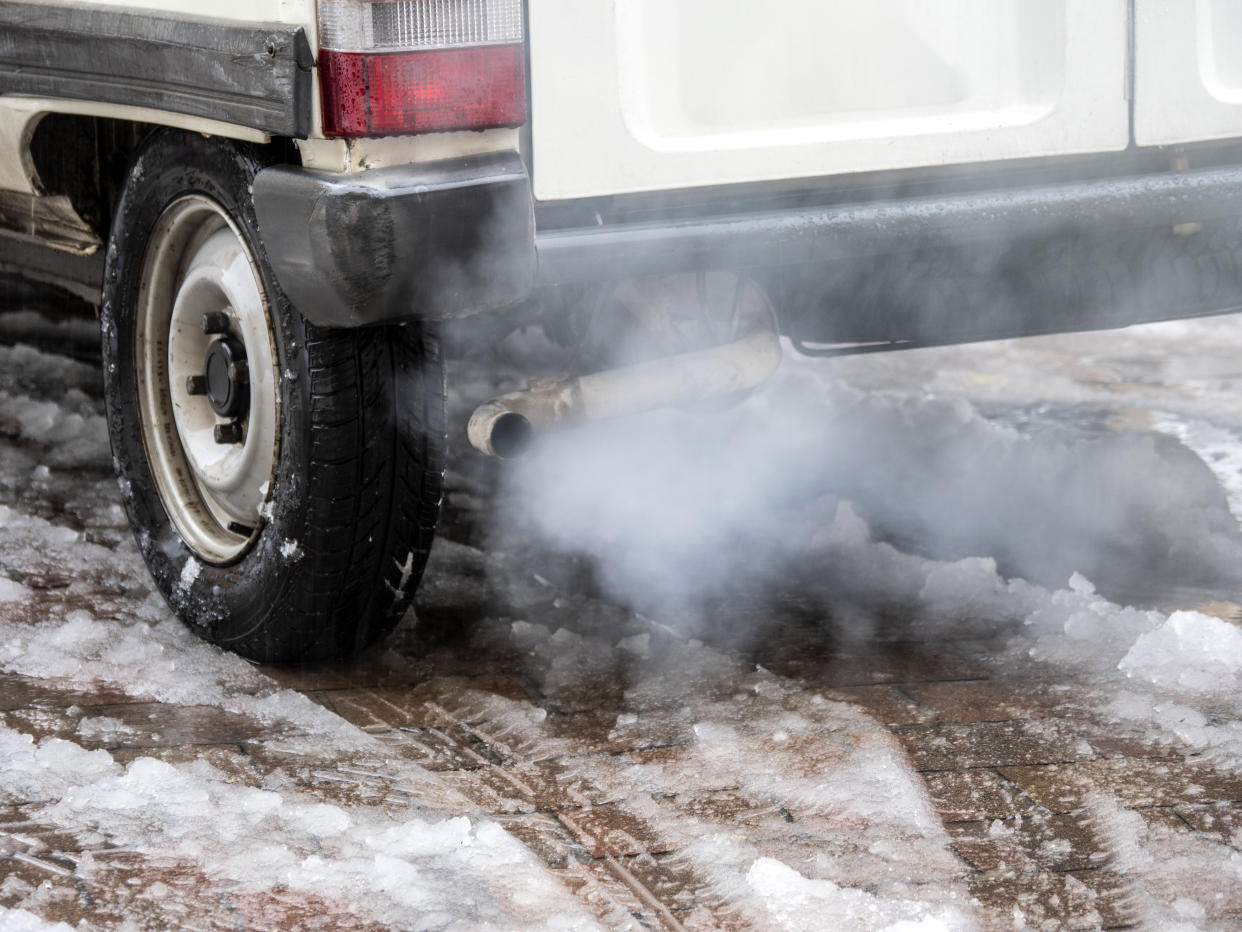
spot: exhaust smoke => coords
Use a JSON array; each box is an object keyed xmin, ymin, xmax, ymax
[{"xmin": 479, "ymin": 318, "xmax": 1242, "ymax": 638}]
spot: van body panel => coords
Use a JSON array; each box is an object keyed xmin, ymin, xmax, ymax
[
  {"xmin": 529, "ymin": 0, "xmax": 1131, "ymax": 201},
  {"xmin": 1134, "ymin": 0, "xmax": 1242, "ymax": 146}
]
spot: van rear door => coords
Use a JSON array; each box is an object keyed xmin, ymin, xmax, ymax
[
  {"xmin": 528, "ymin": 0, "xmax": 1131, "ymax": 201},
  {"xmin": 1134, "ymin": 0, "xmax": 1242, "ymax": 147}
]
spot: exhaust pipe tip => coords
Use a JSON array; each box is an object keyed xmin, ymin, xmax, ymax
[
  {"xmin": 466, "ymin": 327, "xmax": 783, "ymax": 458},
  {"xmin": 488, "ymin": 411, "xmax": 535, "ymax": 458},
  {"xmin": 466, "ymin": 274, "xmax": 782, "ymax": 458},
  {"xmin": 468, "ymin": 403, "xmax": 535, "ymax": 458}
]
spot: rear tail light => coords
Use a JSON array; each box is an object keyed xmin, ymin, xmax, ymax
[{"xmin": 318, "ymin": 0, "xmax": 526, "ymax": 137}]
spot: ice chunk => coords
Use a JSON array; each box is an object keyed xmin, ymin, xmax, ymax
[
  {"xmin": 0, "ymin": 577, "xmax": 25, "ymax": 602},
  {"xmin": 177, "ymin": 557, "xmax": 200, "ymax": 593},
  {"xmin": 0, "ymin": 732, "xmax": 118, "ymax": 804},
  {"xmin": 76, "ymin": 716, "xmax": 141, "ymax": 741},
  {"xmin": 1119, "ymin": 611, "xmax": 1242, "ymax": 696},
  {"xmin": 736, "ymin": 856, "xmax": 968, "ymax": 930}
]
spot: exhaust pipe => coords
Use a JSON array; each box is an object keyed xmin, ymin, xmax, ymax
[{"xmin": 467, "ymin": 327, "xmax": 782, "ymax": 458}]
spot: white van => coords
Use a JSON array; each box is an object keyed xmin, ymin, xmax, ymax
[{"xmin": 2, "ymin": 0, "xmax": 1240, "ymax": 662}]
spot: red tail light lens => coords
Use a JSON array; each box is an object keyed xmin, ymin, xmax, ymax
[
  {"xmin": 318, "ymin": 0, "xmax": 526, "ymax": 138},
  {"xmin": 320, "ymin": 45, "xmax": 525, "ymax": 136}
]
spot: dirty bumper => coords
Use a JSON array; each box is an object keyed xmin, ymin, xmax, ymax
[
  {"xmin": 252, "ymin": 151, "xmax": 536, "ymax": 328},
  {"xmin": 257, "ymin": 158, "xmax": 1242, "ymax": 341}
]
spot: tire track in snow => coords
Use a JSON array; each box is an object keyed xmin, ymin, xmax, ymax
[
  {"xmin": 311, "ymin": 602, "xmax": 980, "ymax": 931},
  {"xmin": 0, "ymin": 550, "xmax": 603, "ymax": 928},
  {"xmin": 0, "ymin": 637, "xmax": 605, "ymax": 931}
]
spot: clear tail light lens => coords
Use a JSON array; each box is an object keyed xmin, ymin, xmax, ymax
[{"xmin": 318, "ymin": 0, "xmax": 526, "ymax": 137}]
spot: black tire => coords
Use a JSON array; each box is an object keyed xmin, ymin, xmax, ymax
[{"xmin": 101, "ymin": 129, "xmax": 446, "ymax": 664}]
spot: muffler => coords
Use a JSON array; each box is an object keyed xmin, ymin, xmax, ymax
[{"xmin": 467, "ymin": 326, "xmax": 782, "ymax": 458}]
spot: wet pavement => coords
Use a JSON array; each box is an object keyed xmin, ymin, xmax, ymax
[{"xmin": 5, "ymin": 318, "xmax": 1242, "ymax": 929}]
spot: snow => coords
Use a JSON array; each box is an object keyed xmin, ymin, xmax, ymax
[
  {"xmin": 1120, "ymin": 611, "xmax": 1242, "ymax": 696},
  {"xmin": 176, "ymin": 556, "xmax": 200, "ymax": 593},
  {"xmin": 0, "ymin": 577, "xmax": 25, "ymax": 602},
  {"xmin": 457, "ymin": 616, "xmax": 973, "ymax": 912},
  {"xmin": 0, "ymin": 394, "xmax": 108, "ymax": 466},
  {"xmin": 0, "ymin": 351, "xmax": 601, "ymax": 929},
  {"xmin": 498, "ymin": 321, "xmax": 1242, "ymax": 713},
  {"xmin": 1087, "ymin": 793, "xmax": 1242, "ymax": 929},
  {"xmin": 739, "ymin": 856, "xmax": 963, "ymax": 931},
  {"xmin": 1, "ymin": 722, "xmax": 601, "ymax": 930},
  {"xmin": 1151, "ymin": 413, "xmax": 1242, "ymax": 523},
  {"xmin": 76, "ymin": 715, "xmax": 142, "ymax": 741},
  {"xmin": 0, "ymin": 908, "xmax": 74, "ymax": 932},
  {"xmin": 8, "ymin": 313, "xmax": 1242, "ymax": 926},
  {"xmin": 1, "ymin": 730, "xmax": 118, "ymax": 804},
  {"xmin": 467, "ymin": 318, "xmax": 1242, "ymax": 924}
]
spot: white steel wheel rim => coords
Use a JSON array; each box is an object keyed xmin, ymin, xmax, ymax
[{"xmin": 136, "ymin": 195, "xmax": 279, "ymax": 564}]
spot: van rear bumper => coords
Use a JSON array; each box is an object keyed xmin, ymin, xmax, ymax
[
  {"xmin": 252, "ymin": 151, "xmax": 535, "ymax": 328},
  {"xmin": 540, "ymin": 165, "xmax": 1242, "ymax": 346},
  {"xmin": 535, "ymin": 166, "xmax": 1242, "ymax": 283},
  {"xmin": 255, "ymin": 155, "xmax": 1242, "ymax": 337}
]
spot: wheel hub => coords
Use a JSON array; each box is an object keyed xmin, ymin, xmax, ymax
[{"xmin": 203, "ymin": 336, "xmax": 249, "ymax": 419}]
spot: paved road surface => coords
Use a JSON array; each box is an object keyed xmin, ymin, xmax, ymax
[{"xmin": 3, "ymin": 316, "xmax": 1242, "ymax": 929}]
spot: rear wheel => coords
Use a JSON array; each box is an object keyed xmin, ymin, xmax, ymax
[{"xmin": 102, "ymin": 130, "xmax": 445, "ymax": 663}]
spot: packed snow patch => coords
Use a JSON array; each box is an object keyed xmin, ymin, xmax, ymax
[
  {"xmin": 1, "ymin": 725, "xmax": 601, "ymax": 930},
  {"xmin": 1088, "ymin": 793, "xmax": 1242, "ymax": 929},
  {"xmin": 0, "ymin": 393, "xmax": 109, "ymax": 465},
  {"xmin": 0, "ymin": 603, "xmax": 378, "ymax": 748},
  {"xmin": 0, "ymin": 907, "xmax": 75, "ymax": 932},
  {"xmin": 744, "ymin": 857, "xmax": 961, "ymax": 931},
  {"xmin": 685, "ymin": 840, "xmax": 972, "ymax": 931},
  {"xmin": 461, "ymin": 609, "xmax": 974, "ymax": 914},
  {"xmin": 0, "ymin": 730, "xmax": 118, "ymax": 805}
]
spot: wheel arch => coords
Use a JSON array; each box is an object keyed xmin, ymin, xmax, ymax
[
  {"xmin": 24, "ymin": 109, "xmax": 300, "ymax": 244},
  {"xmin": 0, "ymin": 105, "xmax": 301, "ymax": 309}
]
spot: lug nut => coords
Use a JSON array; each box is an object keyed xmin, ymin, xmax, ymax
[
  {"xmin": 186, "ymin": 375, "xmax": 207, "ymax": 396},
  {"xmin": 227, "ymin": 359, "xmax": 249, "ymax": 385},
  {"xmin": 201, "ymin": 311, "xmax": 230, "ymax": 335},
  {"xmin": 213, "ymin": 421, "xmax": 243, "ymax": 444}
]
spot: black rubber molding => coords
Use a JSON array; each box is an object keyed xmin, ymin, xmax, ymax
[{"xmin": 0, "ymin": 3, "xmax": 313, "ymax": 137}]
